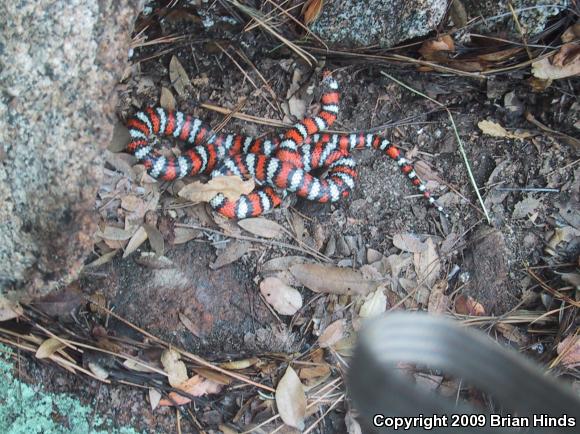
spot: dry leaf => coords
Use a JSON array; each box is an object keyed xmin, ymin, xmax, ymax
[
  {"xmin": 33, "ymin": 284, "xmax": 83, "ymax": 317},
  {"xmin": 557, "ymin": 335, "xmax": 580, "ymax": 368},
  {"xmin": 302, "ymin": 0, "xmax": 324, "ymax": 25},
  {"xmin": 192, "ymin": 368, "xmax": 233, "ymax": 385},
  {"xmin": 261, "ymin": 256, "xmax": 312, "ymax": 272},
  {"xmin": 160, "ymin": 86, "xmax": 176, "ymax": 111},
  {"xmin": 454, "ymin": 294, "xmax": 485, "ymax": 316},
  {"xmin": 143, "ymin": 223, "xmax": 165, "ymax": 256},
  {"xmin": 393, "ymin": 233, "xmax": 426, "ymax": 253},
  {"xmin": 299, "ymin": 363, "xmax": 331, "ymax": 382},
  {"xmin": 98, "ymin": 225, "xmax": 133, "ymax": 241},
  {"xmin": 318, "ymin": 319, "xmax": 345, "ymax": 348},
  {"xmin": 159, "ymin": 375, "xmax": 223, "ymax": 406},
  {"xmin": 428, "ymin": 281, "xmax": 449, "ymax": 314},
  {"xmin": 275, "ymin": 367, "xmax": 306, "ymax": 430},
  {"xmin": 477, "ymin": 47, "xmax": 521, "ymax": 62},
  {"xmin": 169, "ymin": 56, "xmax": 190, "ymax": 97},
  {"xmin": 135, "ymin": 252, "xmax": 175, "ymax": 269},
  {"xmin": 121, "ymin": 194, "xmax": 145, "ymax": 212},
  {"xmin": 173, "ymin": 227, "xmax": 199, "ymax": 244},
  {"xmin": 290, "ymin": 263, "xmax": 378, "ymax": 295},
  {"xmin": 512, "ymin": 197, "xmax": 541, "ymax": 219},
  {"xmin": 179, "ymin": 312, "xmax": 202, "ymax": 339},
  {"xmin": 210, "ymin": 240, "xmax": 251, "ymax": 269},
  {"xmin": 495, "ymin": 323, "xmax": 529, "ymax": 345},
  {"xmin": 413, "ymin": 238, "xmax": 440, "ymax": 289},
  {"xmin": 0, "ymin": 295, "xmax": 23, "ymax": 321},
  {"xmin": 161, "ymin": 349, "xmax": 188, "ymax": 387},
  {"xmin": 123, "ymin": 358, "xmax": 158, "ymax": 373},
  {"xmin": 123, "ymin": 226, "xmax": 148, "ymax": 258},
  {"xmin": 359, "ymin": 286, "xmax": 387, "ymax": 318},
  {"xmin": 478, "ymin": 120, "xmax": 531, "ymax": 140},
  {"xmin": 260, "ymin": 277, "xmax": 303, "ymax": 316},
  {"xmin": 36, "ymin": 338, "xmax": 66, "ymax": 359},
  {"xmin": 532, "ymin": 45, "xmax": 580, "ymax": 80},
  {"xmin": 220, "ymin": 358, "xmax": 259, "ymax": 370},
  {"xmin": 85, "ymin": 249, "xmax": 118, "ymax": 268},
  {"xmin": 149, "ymin": 388, "xmax": 162, "ymax": 411},
  {"xmin": 419, "ymin": 35, "xmax": 455, "ymax": 60},
  {"xmin": 238, "ymin": 217, "xmax": 285, "ymax": 239},
  {"xmin": 561, "ymin": 23, "xmax": 580, "ymax": 43},
  {"xmin": 88, "ymin": 362, "xmax": 109, "ymax": 380},
  {"xmin": 178, "ymin": 176, "xmax": 255, "ymax": 203}
]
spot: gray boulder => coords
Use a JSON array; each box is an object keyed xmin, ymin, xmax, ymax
[{"xmin": 0, "ymin": 0, "xmax": 142, "ymax": 296}]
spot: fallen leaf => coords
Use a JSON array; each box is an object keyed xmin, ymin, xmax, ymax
[
  {"xmin": 261, "ymin": 256, "xmax": 312, "ymax": 272},
  {"xmin": 84, "ymin": 249, "xmax": 118, "ymax": 268},
  {"xmin": 290, "ymin": 263, "xmax": 378, "ymax": 295},
  {"xmin": 160, "ymin": 86, "xmax": 176, "ymax": 111},
  {"xmin": 477, "ymin": 47, "xmax": 521, "ymax": 62},
  {"xmin": 36, "ymin": 338, "xmax": 66, "ymax": 359},
  {"xmin": 318, "ymin": 319, "xmax": 345, "ymax": 348},
  {"xmin": 0, "ymin": 295, "xmax": 23, "ymax": 321},
  {"xmin": 179, "ymin": 312, "xmax": 202, "ymax": 339},
  {"xmin": 561, "ymin": 23, "xmax": 580, "ymax": 43},
  {"xmin": 454, "ymin": 294, "xmax": 485, "ymax": 316},
  {"xmin": 302, "ymin": 0, "xmax": 324, "ymax": 26},
  {"xmin": 169, "ymin": 56, "xmax": 190, "ymax": 97},
  {"xmin": 123, "ymin": 358, "xmax": 158, "ymax": 373},
  {"xmin": 88, "ymin": 362, "xmax": 109, "ymax": 380},
  {"xmin": 275, "ymin": 367, "xmax": 306, "ymax": 430},
  {"xmin": 173, "ymin": 227, "xmax": 199, "ymax": 244},
  {"xmin": 495, "ymin": 323, "xmax": 528, "ymax": 345},
  {"xmin": 161, "ymin": 349, "xmax": 188, "ymax": 387},
  {"xmin": 220, "ymin": 358, "xmax": 259, "ymax": 370},
  {"xmin": 210, "ymin": 240, "xmax": 251, "ymax": 269},
  {"xmin": 238, "ymin": 217, "xmax": 285, "ymax": 239},
  {"xmin": 427, "ymin": 281, "xmax": 449, "ymax": 314},
  {"xmin": 512, "ymin": 197, "xmax": 541, "ymax": 219},
  {"xmin": 123, "ymin": 226, "xmax": 148, "ymax": 258},
  {"xmin": 134, "ymin": 252, "xmax": 175, "ymax": 269},
  {"xmin": 33, "ymin": 284, "xmax": 83, "ymax": 317},
  {"xmin": 260, "ymin": 277, "xmax": 303, "ymax": 315},
  {"xmin": 413, "ymin": 238, "xmax": 440, "ymax": 289},
  {"xmin": 299, "ymin": 363, "xmax": 331, "ymax": 382},
  {"xmin": 478, "ymin": 120, "xmax": 532, "ymax": 140},
  {"xmin": 98, "ymin": 225, "xmax": 133, "ymax": 241},
  {"xmin": 557, "ymin": 335, "xmax": 580, "ymax": 368},
  {"xmin": 159, "ymin": 375, "xmax": 223, "ymax": 406},
  {"xmin": 191, "ymin": 368, "xmax": 232, "ymax": 385},
  {"xmin": 143, "ymin": 223, "xmax": 165, "ymax": 256},
  {"xmin": 393, "ymin": 233, "xmax": 426, "ymax": 253},
  {"xmin": 532, "ymin": 44, "xmax": 580, "ymax": 80},
  {"xmin": 178, "ymin": 176, "xmax": 255, "ymax": 203},
  {"xmin": 419, "ymin": 34, "xmax": 455, "ymax": 60},
  {"xmin": 359, "ymin": 286, "xmax": 387, "ymax": 318},
  {"xmin": 149, "ymin": 388, "xmax": 162, "ymax": 411},
  {"xmin": 121, "ymin": 194, "xmax": 145, "ymax": 212}
]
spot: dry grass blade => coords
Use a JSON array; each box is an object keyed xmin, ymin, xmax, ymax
[
  {"xmin": 200, "ymin": 102, "xmax": 290, "ymax": 128},
  {"xmin": 228, "ymin": 0, "xmax": 316, "ymax": 66},
  {"xmin": 380, "ymin": 71, "xmax": 491, "ymax": 224}
]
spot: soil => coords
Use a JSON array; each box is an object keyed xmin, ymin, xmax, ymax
[{"xmin": 11, "ymin": 2, "xmax": 579, "ymax": 433}]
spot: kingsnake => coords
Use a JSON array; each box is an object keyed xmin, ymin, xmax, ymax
[{"xmin": 126, "ymin": 72, "xmax": 448, "ymax": 219}]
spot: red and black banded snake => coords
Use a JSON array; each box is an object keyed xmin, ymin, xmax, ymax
[{"xmin": 126, "ymin": 71, "xmax": 449, "ymax": 219}]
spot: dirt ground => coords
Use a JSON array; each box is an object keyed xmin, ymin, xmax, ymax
[{"xmin": 9, "ymin": 2, "xmax": 579, "ymax": 433}]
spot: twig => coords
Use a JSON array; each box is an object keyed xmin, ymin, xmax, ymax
[
  {"xmin": 175, "ymin": 222, "xmax": 331, "ymax": 262},
  {"xmin": 380, "ymin": 71, "xmax": 492, "ymax": 224}
]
